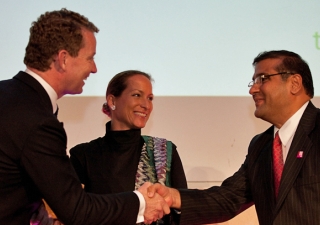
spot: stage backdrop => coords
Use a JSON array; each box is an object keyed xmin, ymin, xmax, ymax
[{"xmin": 58, "ymin": 96, "xmax": 320, "ymax": 188}]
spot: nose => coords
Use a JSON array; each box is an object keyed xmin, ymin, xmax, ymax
[
  {"xmin": 91, "ymin": 61, "xmax": 97, "ymax": 73},
  {"xmin": 249, "ymin": 83, "xmax": 259, "ymax": 96},
  {"xmin": 141, "ymin": 98, "xmax": 153, "ymax": 111}
]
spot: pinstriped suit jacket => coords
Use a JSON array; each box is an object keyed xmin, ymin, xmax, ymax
[{"xmin": 179, "ymin": 101, "xmax": 320, "ymax": 225}]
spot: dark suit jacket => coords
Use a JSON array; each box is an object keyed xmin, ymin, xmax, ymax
[
  {"xmin": 179, "ymin": 101, "xmax": 320, "ymax": 225},
  {"xmin": 0, "ymin": 71, "xmax": 139, "ymax": 225}
]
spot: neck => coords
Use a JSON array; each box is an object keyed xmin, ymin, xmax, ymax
[
  {"xmin": 27, "ymin": 67, "xmax": 64, "ymax": 99},
  {"xmin": 272, "ymin": 99, "xmax": 310, "ymax": 128}
]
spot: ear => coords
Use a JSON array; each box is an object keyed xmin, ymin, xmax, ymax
[
  {"xmin": 106, "ymin": 94, "xmax": 116, "ymax": 108},
  {"xmin": 53, "ymin": 50, "xmax": 68, "ymax": 71},
  {"xmin": 289, "ymin": 74, "xmax": 303, "ymax": 95}
]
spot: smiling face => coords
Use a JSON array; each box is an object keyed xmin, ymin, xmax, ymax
[
  {"xmin": 249, "ymin": 58, "xmax": 292, "ymax": 126},
  {"xmin": 63, "ymin": 29, "xmax": 97, "ymax": 95},
  {"xmin": 109, "ymin": 74, "xmax": 154, "ymax": 131}
]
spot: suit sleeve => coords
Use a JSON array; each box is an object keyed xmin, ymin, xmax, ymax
[
  {"xmin": 178, "ymin": 154, "xmax": 253, "ymax": 225},
  {"xmin": 21, "ymin": 117, "xmax": 139, "ymax": 225}
]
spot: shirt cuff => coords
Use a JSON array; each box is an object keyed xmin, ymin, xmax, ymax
[{"xmin": 134, "ymin": 190, "xmax": 146, "ymax": 223}]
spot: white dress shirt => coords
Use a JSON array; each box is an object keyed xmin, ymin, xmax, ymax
[{"xmin": 274, "ymin": 101, "xmax": 309, "ymax": 162}]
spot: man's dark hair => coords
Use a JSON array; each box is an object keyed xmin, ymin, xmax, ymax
[
  {"xmin": 253, "ymin": 50, "xmax": 314, "ymax": 98},
  {"xmin": 24, "ymin": 8, "xmax": 99, "ymax": 71}
]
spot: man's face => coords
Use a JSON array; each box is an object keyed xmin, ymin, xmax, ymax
[
  {"xmin": 63, "ymin": 29, "xmax": 97, "ymax": 95},
  {"xmin": 249, "ymin": 58, "xmax": 291, "ymax": 124}
]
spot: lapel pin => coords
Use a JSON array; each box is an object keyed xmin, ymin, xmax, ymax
[{"xmin": 296, "ymin": 151, "xmax": 303, "ymax": 158}]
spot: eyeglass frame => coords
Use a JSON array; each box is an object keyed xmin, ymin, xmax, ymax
[{"xmin": 248, "ymin": 72, "xmax": 294, "ymax": 87}]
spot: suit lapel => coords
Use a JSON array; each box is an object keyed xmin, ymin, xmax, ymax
[
  {"xmin": 274, "ymin": 102, "xmax": 317, "ymax": 215},
  {"xmin": 13, "ymin": 71, "xmax": 53, "ymax": 113},
  {"xmin": 250, "ymin": 127, "xmax": 276, "ymax": 214},
  {"xmin": 259, "ymin": 135, "xmax": 276, "ymax": 212}
]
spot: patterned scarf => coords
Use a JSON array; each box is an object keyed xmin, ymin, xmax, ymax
[
  {"xmin": 135, "ymin": 136, "xmax": 172, "ymax": 225},
  {"xmin": 135, "ymin": 136, "xmax": 168, "ymax": 189}
]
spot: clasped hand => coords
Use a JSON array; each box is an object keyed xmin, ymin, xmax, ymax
[{"xmin": 138, "ymin": 182, "xmax": 180, "ymax": 224}]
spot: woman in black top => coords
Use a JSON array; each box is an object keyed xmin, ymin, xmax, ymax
[{"xmin": 70, "ymin": 70, "xmax": 187, "ymax": 225}]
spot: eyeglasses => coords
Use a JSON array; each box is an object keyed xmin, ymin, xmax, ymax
[{"xmin": 248, "ymin": 72, "xmax": 293, "ymax": 87}]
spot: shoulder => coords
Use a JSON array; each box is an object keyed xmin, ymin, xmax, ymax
[
  {"xmin": 249, "ymin": 125, "xmax": 273, "ymax": 146},
  {"xmin": 245, "ymin": 126, "xmax": 273, "ymax": 164},
  {"xmin": 70, "ymin": 137, "xmax": 105, "ymax": 156},
  {"xmin": 313, "ymin": 105, "xmax": 320, "ymax": 120},
  {"xmin": 1, "ymin": 72, "xmax": 53, "ymax": 129}
]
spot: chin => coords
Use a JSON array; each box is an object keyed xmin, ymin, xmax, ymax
[
  {"xmin": 134, "ymin": 124, "xmax": 146, "ymax": 129},
  {"xmin": 254, "ymin": 110, "xmax": 262, "ymax": 119},
  {"xmin": 66, "ymin": 88, "xmax": 83, "ymax": 95}
]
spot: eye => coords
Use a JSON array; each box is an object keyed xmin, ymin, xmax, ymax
[
  {"xmin": 148, "ymin": 96, "xmax": 154, "ymax": 101},
  {"xmin": 132, "ymin": 93, "xmax": 140, "ymax": 97},
  {"xmin": 87, "ymin": 56, "xmax": 95, "ymax": 61},
  {"xmin": 260, "ymin": 75, "xmax": 269, "ymax": 83}
]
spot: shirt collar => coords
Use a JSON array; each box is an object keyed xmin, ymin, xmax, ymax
[
  {"xmin": 274, "ymin": 101, "xmax": 309, "ymax": 146},
  {"xmin": 25, "ymin": 68, "xmax": 58, "ymax": 113}
]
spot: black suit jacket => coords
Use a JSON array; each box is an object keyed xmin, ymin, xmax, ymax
[
  {"xmin": 0, "ymin": 72, "xmax": 139, "ymax": 225},
  {"xmin": 179, "ymin": 101, "xmax": 320, "ymax": 225}
]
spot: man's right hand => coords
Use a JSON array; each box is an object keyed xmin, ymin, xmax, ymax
[
  {"xmin": 138, "ymin": 182, "xmax": 170, "ymax": 224},
  {"xmin": 147, "ymin": 183, "xmax": 181, "ymax": 209}
]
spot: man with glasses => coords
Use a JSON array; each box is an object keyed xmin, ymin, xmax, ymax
[{"xmin": 148, "ymin": 50, "xmax": 319, "ymax": 225}]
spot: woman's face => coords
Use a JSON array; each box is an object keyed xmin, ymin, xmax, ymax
[{"xmin": 110, "ymin": 74, "xmax": 154, "ymax": 131}]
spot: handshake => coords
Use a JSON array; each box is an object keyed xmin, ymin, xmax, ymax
[
  {"xmin": 138, "ymin": 182, "xmax": 181, "ymax": 224},
  {"xmin": 30, "ymin": 182, "xmax": 181, "ymax": 225}
]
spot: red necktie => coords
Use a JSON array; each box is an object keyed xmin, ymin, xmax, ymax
[{"xmin": 273, "ymin": 131, "xmax": 284, "ymax": 198}]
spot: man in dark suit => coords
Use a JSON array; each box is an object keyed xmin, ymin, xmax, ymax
[
  {"xmin": 0, "ymin": 8, "xmax": 168, "ymax": 225},
  {"xmin": 149, "ymin": 50, "xmax": 319, "ymax": 225}
]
